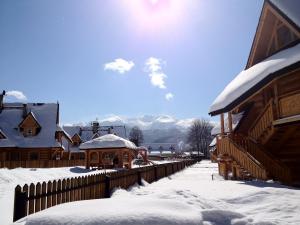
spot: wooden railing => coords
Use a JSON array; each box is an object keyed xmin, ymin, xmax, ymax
[
  {"xmin": 0, "ymin": 160, "xmax": 85, "ymax": 169},
  {"xmin": 217, "ymin": 136, "xmax": 267, "ymax": 180},
  {"xmin": 231, "ymin": 134, "xmax": 292, "ymax": 184},
  {"xmin": 249, "ymin": 99, "xmax": 275, "ymax": 143},
  {"xmin": 13, "ymin": 160, "xmax": 197, "ymax": 222}
]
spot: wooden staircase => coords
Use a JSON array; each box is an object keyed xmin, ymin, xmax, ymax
[{"xmin": 247, "ymin": 93, "xmax": 300, "ymax": 185}]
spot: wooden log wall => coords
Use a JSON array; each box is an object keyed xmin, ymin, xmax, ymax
[
  {"xmin": 0, "ymin": 160, "xmax": 85, "ymax": 169},
  {"xmin": 13, "ymin": 160, "xmax": 196, "ymax": 222}
]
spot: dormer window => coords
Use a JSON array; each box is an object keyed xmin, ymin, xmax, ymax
[{"xmin": 18, "ymin": 112, "xmax": 41, "ymax": 137}]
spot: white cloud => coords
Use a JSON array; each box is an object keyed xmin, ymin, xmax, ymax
[
  {"xmin": 145, "ymin": 57, "xmax": 167, "ymax": 89},
  {"xmin": 165, "ymin": 92, "xmax": 174, "ymax": 101},
  {"xmin": 150, "ymin": 72, "xmax": 167, "ymax": 89},
  {"xmin": 104, "ymin": 58, "xmax": 134, "ymax": 74},
  {"xmin": 6, "ymin": 90, "xmax": 27, "ymax": 101}
]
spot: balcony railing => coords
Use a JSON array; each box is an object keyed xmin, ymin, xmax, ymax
[{"xmin": 249, "ymin": 99, "xmax": 275, "ymax": 144}]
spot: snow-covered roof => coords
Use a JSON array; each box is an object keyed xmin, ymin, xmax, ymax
[
  {"xmin": 211, "ymin": 112, "xmax": 244, "ymax": 135},
  {"xmin": 0, "ymin": 103, "xmax": 61, "ymax": 148},
  {"xmin": 209, "ymin": 138, "xmax": 216, "ymax": 147},
  {"xmin": 209, "ymin": 43, "xmax": 300, "ymax": 115},
  {"xmin": 79, "ymin": 134, "xmax": 137, "ymax": 150},
  {"xmin": 63, "ymin": 125, "xmax": 127, "ymax": 143},
  {"xmin": 269, "ymin": 0, "xmax": 300, "ymax": 28}
]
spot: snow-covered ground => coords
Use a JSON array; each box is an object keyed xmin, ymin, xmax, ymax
[
  {"xmin": 11, "ymin": 160, "xmax": 300, "ymax": 225},
  {"xmin": 0, "ymin": 166, "xmax": 117, "ymax": 225},
  {"xmin": 0, "ymin": 160, "xmax": 176, "ymax": 225}
]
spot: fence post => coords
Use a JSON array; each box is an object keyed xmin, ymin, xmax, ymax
[
  {"xmin": 154, "ymin": 166, "xmax": 158, "ymax": 181},
  {"xmin": 164, "ymin": 165, "xmax": 168, "ymax": 177},
  {"xmin": 104, "ymin": 175, "xmax": 111, "ymax": 198},
  {"xmin": 13, "ymin": 185, "xmax": 27, "ymax": 222},
  {"xmin": 137, "ymin": 170, "xmax": 142, "ymax": 186}
]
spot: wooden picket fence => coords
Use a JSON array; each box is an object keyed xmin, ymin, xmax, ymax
[
  {"xmin": 0, "ymin": 160, "xmax": 85, "ymax": 169},
  {"xmin": 13, "ymin": 160, "xmax": 197, "ymax": 222}
]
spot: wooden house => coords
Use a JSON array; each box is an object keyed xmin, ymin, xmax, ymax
[
  {"xmin": 209, "ymin": 0, "xmax": 300, "ymax": 185},
  {"xmin": 62, "ymin": 122, "xmax": 127, "ymax": 160},
  {"xmin": 0, "ymin": 92, "xmax": 72, "ymax": 167},
  {"xmin": 79, "ymin": 134, "xmax": 136, "ymax": 169}
]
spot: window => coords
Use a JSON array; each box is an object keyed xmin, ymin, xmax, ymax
[
  {"xmin": 27, "ymin": 129, "xmax": 33, "ymax": 136},
  {"xmin": 90, "ymin": 152, "xmax": 99, "ymax": 161},
  {"xmin": 11, "ymin": 152, "xmax": 20, "ymax": 161},
  {"xmin": 277, "ymin": 25, "xmax": 292, "ymax": 48},
  {"xmin": 29, "ymin": 152, "xmax": 39, "ymax": 160}
]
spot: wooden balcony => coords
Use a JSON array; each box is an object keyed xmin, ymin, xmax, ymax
[{"xmin": 249, "ymin": 90, "xmax": 300, "ymax": 144}]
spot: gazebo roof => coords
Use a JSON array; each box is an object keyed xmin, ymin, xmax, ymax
[{"xmin": 79, "ymin": 134, "xmax": 137, "ymax": 150}]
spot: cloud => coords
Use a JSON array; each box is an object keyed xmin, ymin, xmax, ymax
[
  {"xmin": 145, "ymin": 57, "xmax": 167, "ymax": 89},
  {"xmin": 6, "ymin": 90, "xmax": 27, "ymax": 100},
  {"xmin": 104, "ymin": 58, "xmax": 134, "ymax": 74},
  {"xmin": 165, "ymin": 92, "xmax": 174, "ymax": 101}
]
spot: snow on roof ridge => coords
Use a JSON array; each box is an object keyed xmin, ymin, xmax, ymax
[
  {"xmin": 79, "ymin": 134, "xmax": 137, "ymax": 150},
  {"xmin": 209, "ymin": 43, "xmax": 300, "ymax": 114}
]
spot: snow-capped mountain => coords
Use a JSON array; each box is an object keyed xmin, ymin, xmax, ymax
[{"xmin": 99, "ymin": 115, "xmax": 195, "ymax": 130}]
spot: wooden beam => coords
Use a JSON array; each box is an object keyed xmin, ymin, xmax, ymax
[
  {"xmin": 228, "ymin": 112, "xmax": 233, "ymax": 133},
  {"xmin": 220, "ymin": 113, "xmax": 225, "ymax": 135}
]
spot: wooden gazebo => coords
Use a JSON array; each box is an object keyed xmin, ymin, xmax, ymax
[{"xmin": 79, "ymin": 134, "xmax": 137, "ymax": 169}]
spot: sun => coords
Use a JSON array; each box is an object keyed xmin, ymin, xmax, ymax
[{"xmin": 123, "ymin": 0, "xmax": 186, "ymax": 33}]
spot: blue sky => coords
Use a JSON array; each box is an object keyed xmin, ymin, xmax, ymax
[{"xmin": 0, "ymin": 0, "xmax": 263, "ymax": 124}]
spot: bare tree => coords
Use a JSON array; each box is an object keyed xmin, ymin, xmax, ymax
[
  {"xmin": 186, "ymin": 119, "xmax": 213, "ymax": 158},
  {"xmin": 129, "ymin": 126, "xmax": 144, "ymax": 147}
]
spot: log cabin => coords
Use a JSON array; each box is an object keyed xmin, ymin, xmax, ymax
[
  {"xmin": 79, "ymin": 134, "xmax": 137, "ymax": 169},
  {"xmin": 0, "ymin": 92, "xmax": 72, "ymax": 167},
  {"xmin": 209, "ymin": 0, "xmax": 300, "ymax": 185}
]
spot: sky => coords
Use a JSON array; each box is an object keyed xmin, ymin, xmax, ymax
[{"xmin": 0, "ymin": 0, "xmax": 263, "ymax": 124}]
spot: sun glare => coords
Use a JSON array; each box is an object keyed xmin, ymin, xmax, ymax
[{"xmin": 123, "ymin": 0, "xmax": 190, "ymax": 33}]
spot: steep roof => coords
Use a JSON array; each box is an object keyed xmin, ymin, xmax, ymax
[
  {"xmin": 269, "ymin": 0, "xmax": 300, "ymax": 29},
  {"xmin": 79, "ymin": 134, "xmax": 137, "ymax": 150},
  {"xmin": 209, "ymin": 43, "xmax": 300, "ymax": 115},
  {"xmin": 0, "ymin": 103, "xmax": 61, "ymax": 148}
]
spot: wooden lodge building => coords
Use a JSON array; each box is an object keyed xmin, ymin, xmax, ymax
[
  {"xmin": 79, "ymin": 134, "xmax": 137, "ymax": 169},
  {"xmin": 0, "ymin": 91, "xmax": 72, "ymax": 168},
  {"xmin": 62, "ymin": 122, "xmax": 127, "ymax": 160},
  {"xmin": 209, "ymin": 0, "xmax": 300, "ymax": 185}
]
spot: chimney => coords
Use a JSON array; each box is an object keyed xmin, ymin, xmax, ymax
[
  {"xmin": 22, "ymin": 104, "xmax": 27, "ymax": 118},
  {"xmin": 56, "ymin": 101, "xmax": 59, "ymax": 124},
  {"xmin": 91, "ymin": 121, "xmax": 99, "ymax": 134},
  {"xmin": 0, "ymin": 90, "xmax": 5, "ymax": 112}
]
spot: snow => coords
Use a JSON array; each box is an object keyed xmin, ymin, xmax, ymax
[
  {"xmin": 79, "ymin": 134, "xmax": 137, "ymax": 150},
  {"xmin": 209, "ymin": 137, "xmax": 216, "ymax": 147},
  {"xmin": 0, "ymin": 103, "xmax": 61, "ymax": 148},
  {"xmin": 13, "ymin": 161, "xmax": 300, "ymax": 225},
  {"xmin": 0, "ymin": 166, "xmax": 116, "ymax": 225},
  {"xmin": 209, "ymin": 43, "xmax": 300, "ymax": 114}
]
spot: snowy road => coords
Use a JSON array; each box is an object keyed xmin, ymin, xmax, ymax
[{"xmin": 12, "ymin": 160, "xmax": 300, "ymax": 225}]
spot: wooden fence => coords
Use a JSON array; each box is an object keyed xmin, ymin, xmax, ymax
[
  {"xmin": 13, "ymin": 160, "xmax": 196, "ymax": 222},
  {"xmin": 0, "ymin": 160, "xmax": 85, "ymax": 169}
]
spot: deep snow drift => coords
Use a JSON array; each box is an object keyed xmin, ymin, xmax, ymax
[{"xmin": 12, "ymin": 161, "xmax": 300, "ymax": 225}]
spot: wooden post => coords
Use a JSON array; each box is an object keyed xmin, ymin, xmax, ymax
[
  {"xmin": 104, "ymin": 175, "xmax": 111, "ymax": 198},
  {"xmin": 154, "ymin": 166, "xmax": 158, "ymax": 181},
  {"xmin": 137, "ymin": 170, "xmax": 142, "ymax": 186},
  {"xmin": 85, "ymin": 151, "xmax": 89, "ymax": 169},
  {"xmin": 13, "ymin": 185, "xmax": 27, "ymax": 222},
  {"xmin": 220, "ymin": 113, "xmax": 225, "ymax": 135},
  {"xmin": 228, "ymin": 112, "xmax": 233, "ymax": 133}
]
